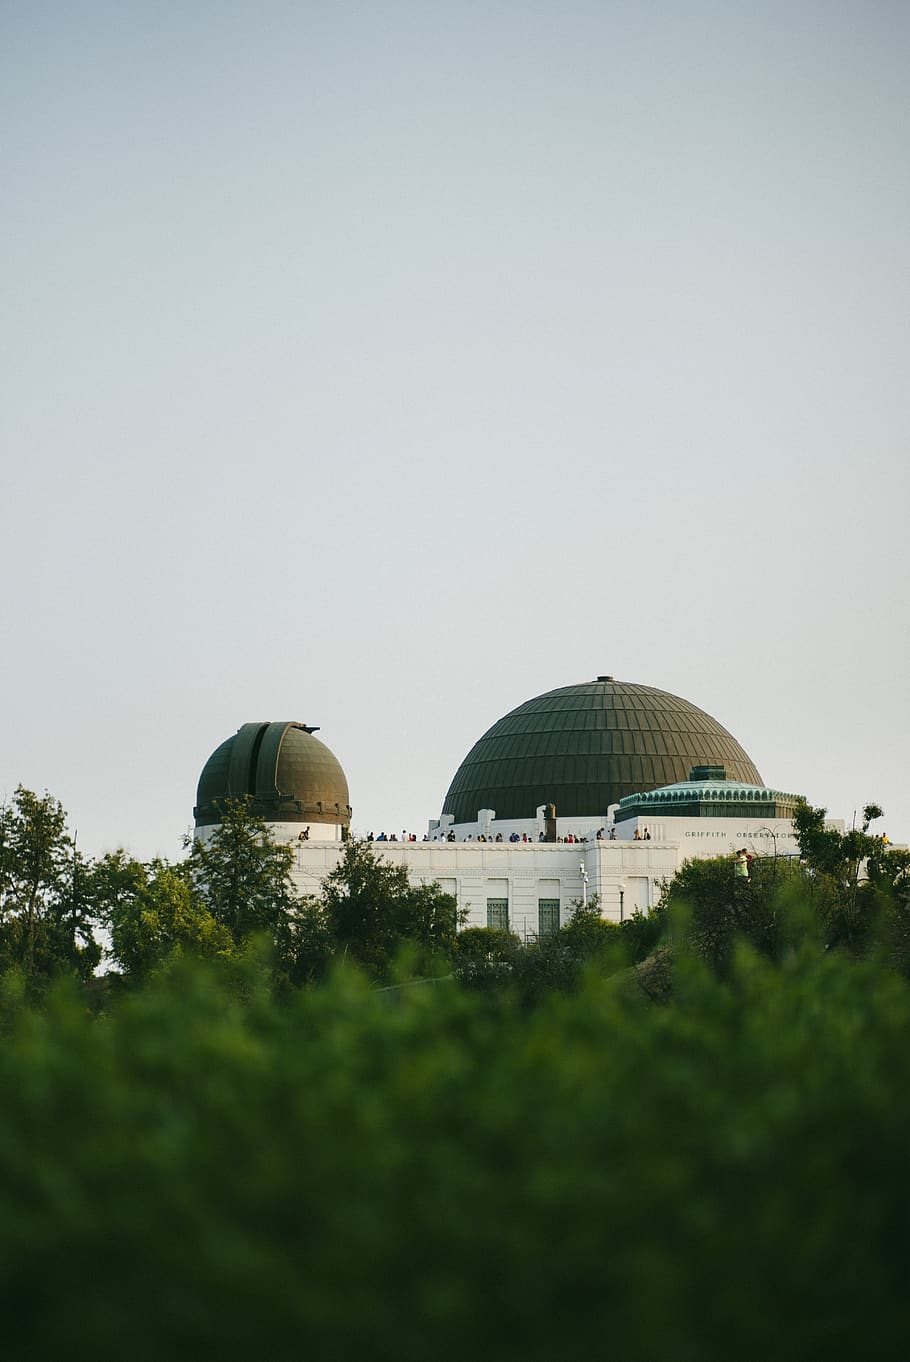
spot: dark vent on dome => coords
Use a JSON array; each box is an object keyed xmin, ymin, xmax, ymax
[{"xmin": 689, "ymin": 765, "xmax": 727, "ymax": 781}]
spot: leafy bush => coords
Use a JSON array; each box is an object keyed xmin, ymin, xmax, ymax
[{"xmin": 2, "ymin": 946, "xmax": 910, "ymax": 1359}]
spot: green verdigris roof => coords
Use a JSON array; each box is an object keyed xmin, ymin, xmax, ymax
[
  {"xmin": 195, "ymin": 722, "xmax": 352, "ymax": 828},
  {"xmin": 442, "ymin": 678, "xmax": 763, "ymax": 823},
  {"xmin": 614, "ymin": 767, "xmax": 801, "ymax": 822}
]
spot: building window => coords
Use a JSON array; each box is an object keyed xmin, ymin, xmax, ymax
[
  {"xmin": 486, "ymin": 899, "xmax": 509, "ymax": 931},
  {"xmin": 538, "ymin": 899, "xmax": 560, "ymax": 937}
]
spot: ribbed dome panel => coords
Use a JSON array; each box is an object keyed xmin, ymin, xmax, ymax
[{"xmin": 442, "ymin": 680, "xmax": 762, "ymax": 822}]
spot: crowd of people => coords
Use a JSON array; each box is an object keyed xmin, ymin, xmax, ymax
[
  {"xmin": 361, "ymin": 826, "xmax": 653, "ymax": 844},
  {"xmin": 304, "ymin": 825, "xmax": 658, "ymax": 845},
  {"xmin": 369, "ymin": 831, "xmax": 423, "ymax": 843}
]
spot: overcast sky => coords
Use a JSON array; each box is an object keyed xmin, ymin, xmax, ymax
[{"xmin": 2, "ymin": 1, "xmax": 908, "ymax": 858}]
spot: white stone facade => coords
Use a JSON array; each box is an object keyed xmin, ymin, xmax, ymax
[
  {"xmin": 195, "ymin": 812, "xmax": 812, "ymax": 941},
  {"xmin": 284, "ymin": 836, "xmax": 678, "ymax": 937},
  {"xmin": 430, "ymin": 809, "xmax": 801, "ymax": 852},
  {"xmin": 615, "ymin": 814, "xmax": 801, "ymax": 854}
]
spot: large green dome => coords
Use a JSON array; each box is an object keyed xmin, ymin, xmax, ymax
[{"xmin": 441, "ymin": 677, "xmax": 763, "ymax": 823}]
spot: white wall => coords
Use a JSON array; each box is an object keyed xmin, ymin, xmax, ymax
[
  {"xmin": 285, "ymin": 838, "xmax": 680, "ymax": 936},
  {"xmin": 197, "ymin": 812, "xmax": 808, "ymax": 938},
  {"xmin": 193, "ymin": 819, "xmax": 346, "ymax": 848},
  {"xmin": 616, "ymin": 815, "xmax": 801, "ymax": 856},
  {"xmin": 429, "ymin": 809, "xmax": 613, "ymax": 844}
]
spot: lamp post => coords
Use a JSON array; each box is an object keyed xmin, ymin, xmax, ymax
[
  {"xmin": 757, "ymin": 826, "xmax": 778, "ymax": 858},
  {"xmin": 580, "ymin": 861, "xmax": 589, "ymax": 908},
  {"xmin": 618, "ymin": 881, "xmax": 626, "ymax": 923}
]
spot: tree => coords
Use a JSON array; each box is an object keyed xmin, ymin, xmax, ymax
[
  {"xmin": 870, "ymin": 844, "xmax": 910, "ymax": 979},
  {"xmin": 94, "ymin": 804, "xmax": 340, "ymax": 989},
  {"xmin": 271, "ymin": 894, "xmax": 335, "ymax": 990},
  {"xmin": 454, "ymin": 901, "xmax": 630, "ymax": 1001},
  {"xmin": 455, "ymin": 926, "xmax": 521, "ymax": 964},
  {"xmin": 185, "ymin": 799, "xmax": 300, "ymax": 945},
  {"xmin": 178, "ymin": 798, "xmax": 333, "ymax": 988},
  {"xmin": 650, "ymin": 801, "xmax": 907, "ymax": 979},
  {"xmin": 89, "ymin": 852, "xmax": 234, "ymax": 982},
  {"xmin": 559, "ymin": 894, "xmax": 617, "ymax": 957},
  {"xmin": 0, "ymin": 786, "xmax": 100, "ymax": 989},
  {"xmin": 654, "ymin": 853, "xmax": 785, "ymax": 977},
  {"xmin": 453, "ymin": 925, "xmax": 521, "ymax": 990},
  {"xmin": 793, "ymin": 798, "xmax": 883, "ymax": 955},
  {"xmin": 619, "ymin": 904, "xmax": 669, "ymax": 965},
  {"xmin": 793, "ymin": 798, "xmax": 910, "ymax": 969},
  {"xmin": 320, "ymin": 838, "xmax": 459, "ymax": 979}
]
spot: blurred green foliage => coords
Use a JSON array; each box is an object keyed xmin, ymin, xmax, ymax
[
  {"xmin": 3, "ymin": 788, "xmax": 910, "ymax": 1355},
  {"xmin": 2, "ymin": 946, "xmax": 910, "ymax": 1358}
]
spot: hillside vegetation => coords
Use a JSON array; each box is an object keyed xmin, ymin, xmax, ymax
[{"xmin": 1, "ymin": 789, "xmax": 909, "ymax": 1357}]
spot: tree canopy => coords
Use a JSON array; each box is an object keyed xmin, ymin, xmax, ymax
[
  {"xmin": 3, "ymin": 783, "xmax": 909, "ymax": 1001},
  {"xmin": 321, "ymin": 837, "xmax": 460, "ymax": 979},
  {"xmin": 0, "ymin": 786, "xmax": 100, "ymax": 991},
  {"xmin": 1, "ymin": 786, "xmax": 909, "ymax": 1356},
  {"xmin": 89, "ymin": 851, "xmax": 233, "ymax": 982},
  {"xmin": 2, "ymin": 943, "xmax": 910, "ymax": 1359}
]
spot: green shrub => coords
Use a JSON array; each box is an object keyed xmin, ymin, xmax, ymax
[{"xmin": 1, "ymin": 948, "xmax": 910, "ymax": 1359}]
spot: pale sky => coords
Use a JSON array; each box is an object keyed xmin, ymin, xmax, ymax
[{"xmin": 2, "ymin": 1, "xmax": 908, "ymax": 859}]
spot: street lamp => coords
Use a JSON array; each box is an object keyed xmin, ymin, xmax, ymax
[
  {"xmin": 757, "ymin": 826, "xmax": 778, "ymax": 858},
  {"xmin": 618, "ymin": 881, "xmax": 626, "ymax": 923},
  {"xmin": 580, "ymin": 861, "xmax": 589, "ymax": 908}
]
